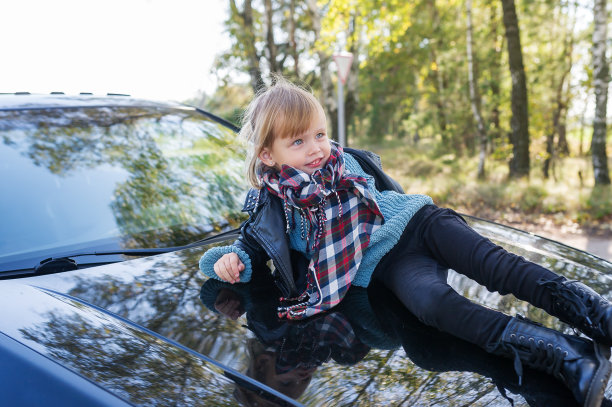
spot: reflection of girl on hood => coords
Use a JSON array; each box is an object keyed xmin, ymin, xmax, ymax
[
  {"xmin": 199, "ymin": 277, "xmax": 398, "ymax": 405},
  {"xmin": 201, "ymin": 277, "xmax": 590, "ymax": 407}
]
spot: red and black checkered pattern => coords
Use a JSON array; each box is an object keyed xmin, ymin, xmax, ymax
[{"xmin": 260, "ymin": 143, "xmax": 383, "ymax": 319}]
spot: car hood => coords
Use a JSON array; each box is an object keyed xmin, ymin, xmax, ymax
[{"xmin": 1, "ymin": 217, "xmax": 611, "ymax": 406}]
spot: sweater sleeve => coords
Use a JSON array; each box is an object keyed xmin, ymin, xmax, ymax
[{"xmin": 199, "ymin": 244, "xmax": 254, "ymax": 283}]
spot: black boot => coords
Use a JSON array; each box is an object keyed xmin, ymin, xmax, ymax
[
  {"xmin": 489, "ymin": 316, "xmax": 611, "ymax": 407},
  {"xmin": 539, "ymin": 278, "xmax": 612, "ymax": 346}
]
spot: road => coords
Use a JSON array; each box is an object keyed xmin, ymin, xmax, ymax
[{"xmin": 535, "ymin": 231, "xmax": 612, "ymax": 263}]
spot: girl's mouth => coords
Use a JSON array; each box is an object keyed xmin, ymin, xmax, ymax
[{"xmin": 306, "ymin": 158, "xmax": 322, "ymax": 167}]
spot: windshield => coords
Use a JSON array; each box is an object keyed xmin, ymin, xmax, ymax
[{"xmin": 0, "ymin": 104, "xmax": 248, "ymax": 271}]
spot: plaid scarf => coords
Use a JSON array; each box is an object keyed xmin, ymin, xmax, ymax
[
  {"xmin": 260, "ymin": 143, "xmax": 383, "ymax": 319},
  {"xmin": 273, "ymin": 313, "xmax": 369, "ymax": 374}
]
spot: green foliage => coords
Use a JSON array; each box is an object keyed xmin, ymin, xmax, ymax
[
  {"xmin": 368, "ymin": 139, "xmax": 611, "ymax": 229},
  {"xmin": 584, "ymin": 186, "xmax": 612, "ymax": 220},
  {"xmin": 213, "ymin": 0, "xmax": 609, "ymax": 190},
  {"xmin": 204, "ymin": 84, "xmax": 253, "ymax": 127}
]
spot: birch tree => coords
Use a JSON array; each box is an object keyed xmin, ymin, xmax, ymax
[
  {"xmin": 592, "ymin": 0, "xmax": 611, "ymax": 185},
  {"xmin": 544, "ymin": 2, "xmax": 575, "ymax": 179},
  {"xmin": 466, "ymin": 0, "xmax": 487, "ymax": 178},
  {"xmin": 228, "ymin": 0, "xmax": 264, "ymax": 93},
  {"xmin": 306, "ymin": 0, "xmax": 337, "ymax": 137}
]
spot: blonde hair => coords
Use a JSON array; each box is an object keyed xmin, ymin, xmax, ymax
[
  {"xmin": 240, "ymin": 78, "xmax": 323, "ymax": 188},
  {"xmin": 233, "ymin": 338, "xmax": 284, "ymax": 407}
]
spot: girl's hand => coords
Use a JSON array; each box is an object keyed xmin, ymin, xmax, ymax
[
  {"xmin": 214, "ymin": 288, "xmax": 245, "ymax": 320},
  {"xmin": 213, "ymin": 252, "xmax": 245, "ymax": 284}
]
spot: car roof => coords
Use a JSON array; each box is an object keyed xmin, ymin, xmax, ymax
[
  {"xmin": 0, "ymin": 92, "xmax": 241, "ymax": 132},
  {"xmin": 0, "ymin": 93, "xmax": 188, "ymax": 111}
]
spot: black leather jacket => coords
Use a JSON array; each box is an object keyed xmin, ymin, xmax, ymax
[{"xmin": 235, "ymin": 148, "xmax": 404, "ymax": 298}]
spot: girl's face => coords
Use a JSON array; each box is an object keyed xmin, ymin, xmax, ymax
[
  {"xmin": 255, "ymin": 354, "xmax": 316, "ymax": 399},
  {"xmin": 259, "ymin": 107, "xmax": 331, "ymax": 175}
]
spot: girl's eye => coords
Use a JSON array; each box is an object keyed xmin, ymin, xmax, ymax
[
  {"xmin": 293, "ymin": 139, "xmax": 303, "ymax": 146},
  {"xmin": 316, "ymin": 132, "xmax": 326, "ymax": 139}
]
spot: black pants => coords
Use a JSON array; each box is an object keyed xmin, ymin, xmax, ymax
[{"xmin": 372, "ymin": 204, "xmax": 564, "ymax": 350}]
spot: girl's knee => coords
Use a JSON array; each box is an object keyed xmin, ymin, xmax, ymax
[{"xmin": 397, "ymin": 283, "xmax": 455, "ymax": 326}]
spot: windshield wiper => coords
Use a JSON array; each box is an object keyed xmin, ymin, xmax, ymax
[{"xmin": 2, "ymin": 227, "xmax": 241, "ymax": 278}]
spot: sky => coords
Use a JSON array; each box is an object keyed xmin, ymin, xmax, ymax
[{"xmin": 0, "ymin": 0, "xmax": 231, "ymax": 102}]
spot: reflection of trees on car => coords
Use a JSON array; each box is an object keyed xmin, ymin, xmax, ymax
[
  {"xmin": 18, "ymin": 309, "xmax": 240, "ymax": 406},
  {"xmin": 1, "ymin": 107, "xmax": 151, "ymax": 172},
  {"xmin": 47, "ymin": 237, "xmax": 603, "ymax": 406},
  {"xmin": 65, "ymin": 248, "xmax": 250, "ymax": 372},
  {"xmin": 449, "ymin": 222, "xmax": 612, "ymax": 342},
  {"xmin": 0, "ymin": 106, "xmax": 248, "ymax": 250},
  {"xmin": 111, "ymin": 116, "xmax": 247, "ymax": 248}
]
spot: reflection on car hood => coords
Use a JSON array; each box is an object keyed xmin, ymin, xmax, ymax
[
  {"xmin": 1, "ymin": 218, "xmax": 610, "ymax": 406},
  {"xmin": 0, "ymin": 246, "xmax": 299, "ymax": 406}
]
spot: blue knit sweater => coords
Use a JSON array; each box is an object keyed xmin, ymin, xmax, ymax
[{"xmin": 199, "ymin": 153, "xmax": 433, "ymax": 286}]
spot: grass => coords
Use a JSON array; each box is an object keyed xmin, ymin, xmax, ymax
[{"xmin": 357, "ymin": 137, "xmax": 612, "ymax": 234}]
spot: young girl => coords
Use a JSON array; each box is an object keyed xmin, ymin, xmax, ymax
[{"xmin": 200, "ymin": 78, "xmax": 612, "ymax": 407}]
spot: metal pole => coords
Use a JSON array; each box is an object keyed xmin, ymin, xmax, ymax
[{"xmin": 337, "ymin": 79, "xmax": 345, "ymax": 147}]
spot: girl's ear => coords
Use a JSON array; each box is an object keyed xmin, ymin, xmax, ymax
[{"xmin": 259, "ymin": 148, "xmax": 275, "ymax": 167}]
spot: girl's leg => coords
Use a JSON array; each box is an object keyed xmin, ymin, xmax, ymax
[
  {"xmin": 374, "ymin": 205, "xmax": 611, "ymax": 406},
  {"xmin": 415, "ymin": 205, "xmax": 612, "ymax": 346},
  {"xmin": 373, "ymin": 237, "xmax": 611, "ymax": 407},
  {"xmin": 375, "ymin": 251, "xmax": 511, "ymax": 349},
  {"xmin": 415, "ymin": 206, "xmax": 562, "ymax": 313}
]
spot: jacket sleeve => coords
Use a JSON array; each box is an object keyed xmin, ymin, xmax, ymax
[{"xmin": 199, "ymin": 278, "xmax": 254, "ymax": 314}]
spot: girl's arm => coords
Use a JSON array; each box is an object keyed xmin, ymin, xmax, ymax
[
  {"xmin": 199, "ymin": 243, "xmax": 253, "ymax": 282},
  {"xmin": 199, "ymin": 219, "xmax": 269, "ymax": 283}
]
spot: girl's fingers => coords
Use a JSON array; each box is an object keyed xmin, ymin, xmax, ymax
[
  {"xmin": 213, "ymin": 253, "xmax": 244, "ymax": 284},
  {"xmin": 224, "ymin": 254, "xmax": 241, "ymax": 283},
  {"xmin": 228, "ymin": 254, "xmax": 242, "ymax": 279},
  {"xmin": 215, "ymin": 259, "xmax": 234, "ymax": 283},
  {"xmin": 213, "ymin": 262, "xmax": 224, "ymax": 282},
  {"xmin": 224, "ymin": 256, "xmax": 237, "ymax": 283}
]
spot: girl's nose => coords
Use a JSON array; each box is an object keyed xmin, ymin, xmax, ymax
[{"xmin": 307, "ymin": 140, "xmax": 320, "ymax": 155}]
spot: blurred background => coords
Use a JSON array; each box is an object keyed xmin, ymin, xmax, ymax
[{"xmin": 2, "ymin": 0, "xmax": 610, "ymax": 261}]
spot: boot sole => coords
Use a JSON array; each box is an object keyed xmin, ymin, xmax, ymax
[{"xmin": 584, "ymin": 342, "xmax": 611, "ymax": 407}]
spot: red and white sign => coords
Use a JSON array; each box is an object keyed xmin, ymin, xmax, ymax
[{"xmin": 333, "ymin": 52, "xmax": 353, "ymax": 85}]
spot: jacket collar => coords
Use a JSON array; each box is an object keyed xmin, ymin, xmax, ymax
[{"xmin": 242, "ymin": 187, "xmax": 269, "ymax": 212}]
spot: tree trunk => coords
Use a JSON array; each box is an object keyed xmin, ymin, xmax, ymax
[
  {"xmin": 343, "ymin": 14, "xmax": 360, "ymax": 147},
  {"xmin": 488, "ymin": 3, "xmax": 502, "ymax": 154},
  {"xmin": 592, "ymin": 0, "xmax": 611, "ymax": 185},
  {"xmin": 501, "ymin": 0, "xmax": 530, "ymax": 178},
  {"xmin": 579, "ymin": 89, "xmax": 591, "ymax": 156},
  {"xmin": 555, "ymin": 3, "xmax": 575, "ymax": 157},
  {"xmin": 229, "ymin": 0, "xmax": 264, "ymax": 93},
  {"xmin": 466, "ymin": 0, "xmax": 487, "ymax": 179},
  {"xmin": 544, "ymin": 6, "xmax": 574, "ymax": 179},
  {"xmin": 263, "ymin": 0, "xmax": 278, "ymax": 73},
  {"xmin": 305, "ymin": 0, "xmax": 337, "ymax": 138},
  {"xmin": 412, "ymin": 76, "xmax": 421, "ymax": 144},
  {"xmin": 430, "ymin": 49, "xmax": 448, "ymax": 136},
  {"xmin": 289, "ymin": 0, "xmax": 299, "ymax": 77},
  {"xmin": 545, "ymin": 82, "xmax": 570, "ymax": 179},
  {"xmin": 428, "ymin": 0, "xmax": 448, "ymax": 142}
]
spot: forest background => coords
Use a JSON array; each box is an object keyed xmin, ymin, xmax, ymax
[{"xmin": 187, "ymin": 0, "xmax": 612, "ymax": 260}]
